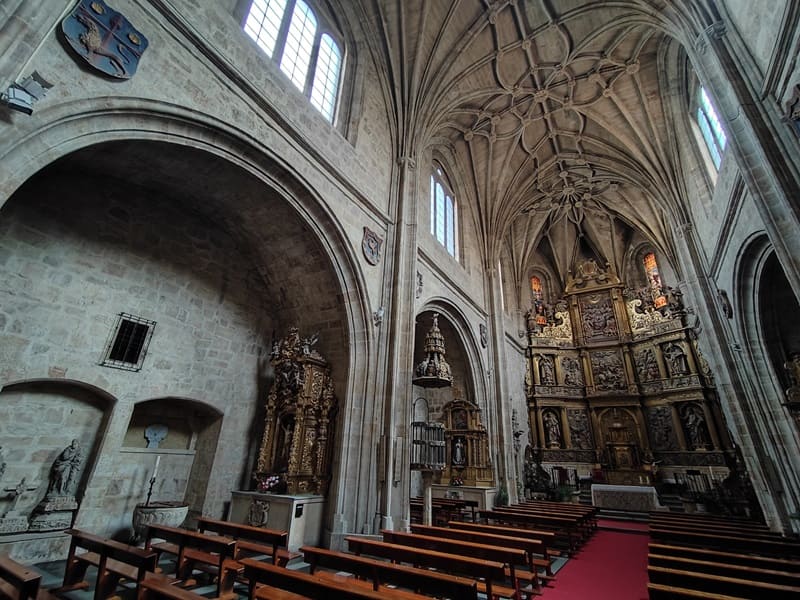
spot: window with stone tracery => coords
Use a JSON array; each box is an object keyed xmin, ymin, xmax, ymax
[
  {"xmin": 242, "ymin": 0, "xmax": 343, "ymax": 123},
  {"xmin": 430, "ymin": 165, "xmax": 458, "ymax": 259},
  {"xmin": 531, "ymin": 276, "xmax": 543, "ymax": 302},
  {"xmin": 695, "ymin": 86, "xmax": 727, "ymax": 170}
]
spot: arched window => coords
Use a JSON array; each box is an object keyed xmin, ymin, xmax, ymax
[
  {"xmin": 243, "ymin": 0, "xmax": 343, "ymax": 123},
  {"xmin": 643, "ymin": 251, "xmax": 667, "ymax": 308},
  {"xmin": 530, "ymin": 276, "xmax": 543, "ymax": 302},
  {"xmin": 696, "ymin": 87, "xmax": 727, "ymax": 170},
  {"xmin": 430, "ymin": 165, "xmax": 458, "ymax": 259}
]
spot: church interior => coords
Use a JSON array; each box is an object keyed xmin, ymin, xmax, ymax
[{"xmin": 2, "ymin": 0, "xmax": 800, "ymax": 598}]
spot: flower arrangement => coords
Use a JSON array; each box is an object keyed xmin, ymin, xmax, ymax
[
  {"xmin": 256, "ymin": 474, "xmax": 281, "ymax": 492},
  {"xmin": 450, "ymin": 477, "xmax": 464, "ymax": 487}
]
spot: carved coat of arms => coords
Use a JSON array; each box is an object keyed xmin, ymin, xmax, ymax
[
  {"xmin": 362, "ymin": 227, "xmax": 383, "ymax": 266},
  {"xmin": 62, "ymin": 0, "xmax": 148, "ymax": 79}
]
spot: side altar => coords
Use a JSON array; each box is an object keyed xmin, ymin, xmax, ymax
[
  {"xmin": 230, "ymin": 491, "xmax": 324, "ymax": 552},
  {"xmin": 230, "ymin": 328, "xmax": 337, "ymax": 550}
]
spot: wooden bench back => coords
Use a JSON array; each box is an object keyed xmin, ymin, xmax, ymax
[
  {"xmin": 145, "ymin": 524, "xmax": 237, "ymax": 558},
  {"xmin": 345, "ymin": 537, "xmax": 505, "ymax": 580},
  {"xmin": 197, "ymin": 517, "xmax": 287, "ymax": 547},
  {"xmin": 648, "ymin": 565, "xmax": 800, "ymax": 599},
  {"xmin": 648, "ymin": 542, "xmax": 800, "ymax": 572},
  {"xmin": 649, "ymin": 526, "xmax": 800, "ymax": 558},
  {"xmin": 648, "ymin": 553, "xmax": 800, "ymax": 587},
  {"xmin": 0, "ymin": 554, "xmax": 41, "ymax": 600},
  {"xmin": 448, "ymin": 520, "xmax": 557, "ymax": 546},
  {"xmin": 66, "ymin": 529, "xmax": 157, "ymax": 571},
  {"xmin": 410, "ymin": 524, "xmax": 545, "ymax": 557},
  {"xmin": 240, "ymin": 558, "xmax": 425, "ymax": 600},
  {"xmin": 381, "ymin": 530, "xmax": 527, "ymax": 566},
  {"xmin": 300, "ymin": 546, "xmax": 478, "ymax": 600},
  {"xmin": 647, "ymin": 582, "xmax": 748, "ymax": 599}
]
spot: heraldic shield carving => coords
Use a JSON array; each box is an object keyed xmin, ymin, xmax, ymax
[
  {"xmin": 62, "ymin": 0, "xmax": 149, "ymax": 79},
  {"xmin": 362, "ymin": 227, "xmax": 383, "ymax": 266}
]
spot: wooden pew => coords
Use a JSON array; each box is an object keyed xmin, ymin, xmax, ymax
[
  {"xmin": 196, "ymin": 517, "xmax": 293, "ymax": 565},
  {"xmin": 647, "ymin": 582, "xmax": 748, "ymax": 599},
  {"xmin": 145, "ymin": 524, "xmax": 238, "ymax": 599},
  {"xmin": 53, "ymin": 528, "xmax": 160, "ymax": 600},
  {"xmin": 409, "ymin": 524, "xmax": 545, "ymax": 589},
  {"xmin": 648, "ymin": 512, "xmax": 769, "ymax": 529},
  {"xmin": 517, "ymin": 501, "xmax": 598, "ymax": 529},
  {"xmin": 648, "ymin": 526, "xmax": 800, "ymax": 558},
  {"xmin": 301, "ymin": 546, "xmax": 479, "ymax": 599},
  {"xmin": 648, "ymin": 552, "xmax": 800, "ymax": 587},
  {"xmin": 479, "ymin": 509, "xmax": 578, "ymax": 553},
  {"xmin": 649, "ymin": 515, "xmax": 785, "ymax": 539},
  {"xmin": 0, "ymin": 554, "xmax": 41, "ymax": 600},
  {"xmin": 138, "ymin": 576, "xmax": 212, "ymax": 600},
  {"xmin": 447, "ymin": 521, "xmax": 557, "ymax": 577},
  {"xmin": 345, "ymin": 536, "xmax": 515, "ymax": 600},
  {"xmin": 381, "ymin": 529, "xmax": 531, "ymax": 596},
  {"xmin": 493, "ymin": 505, "xmax": 592, "ymax": 539},
  {"xmin": 240, "ymin": 557, "xmax": 430, "ymax": 600},
  {"xmin": 647, "ymin": 565, "xmax": 800, "ymax": 599},
  {"xmin": 648, "ymin": 542, "xmax": 800, "ymax": 573}
]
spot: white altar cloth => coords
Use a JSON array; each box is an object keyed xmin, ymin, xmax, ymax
[{"xmin": 590, "ymin": 484, "xmax": 666, "ymax": 512}]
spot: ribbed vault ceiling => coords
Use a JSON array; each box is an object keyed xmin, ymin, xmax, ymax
[{"xmin": 366, "ymin": 0, "xmax": 714, "ymax": 282}]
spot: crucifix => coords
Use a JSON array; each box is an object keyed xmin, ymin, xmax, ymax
[{"xmin": 3, "ymin": 478, "xmax": 38, "ymax": 517}]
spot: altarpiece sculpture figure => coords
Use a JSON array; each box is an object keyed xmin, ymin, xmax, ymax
[{"xmin": 46, "ymin": 439, "xmax": 83, "ymax": 499}]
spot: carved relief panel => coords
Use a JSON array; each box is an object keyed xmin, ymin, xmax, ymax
[
  {"xmin": 567, "ymin": 409, "xmax": 593, "ymax": 449},
  {"xmin": 590, "ymin": 350, "xmax": 626, "ymax": 391},
  {"xmin": 560, "ymin": 355, "xmax": 584, "ymax": 386},
  {"xmin": 634, "ymin": 347, "xmax": 661, "ymax": 382},
  {"xmin": 646, "ymin": 405, "xmax": 678, "ymax": 451},
  {"xmin": 579, "ymin": 293, "xmax": 618, "ymax": 343}
]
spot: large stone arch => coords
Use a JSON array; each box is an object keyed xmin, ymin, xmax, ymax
[
  {"xmin": 0, "ymin": 100, "xmax": 377, "ymax": 545},
  {"xmin": 734, "ymin": 232, "xmax": 800, "ymax": 531}
]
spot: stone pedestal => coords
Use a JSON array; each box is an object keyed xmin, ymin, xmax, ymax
[
  {"xmin": 28, "ymin": 497, "xmax": 78, "ymax": 532},
  {"xmin": 0, "ymin": 516, "xmax": 29, "ymax": 534},
  {"xmin": 230, "ymin": 491, "xmax": 324, "ymax": 552}
]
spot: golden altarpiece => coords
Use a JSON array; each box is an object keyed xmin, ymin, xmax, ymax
[
  {"xmin": 435, "ymin": 397, "xmax": 493, "ymax": 488},
  {"xmin": 230, "ymin": 327, "xmax": 337, "ymax": 551},
  {"xmin": 525, "ymin": 259, "xmax": 732, "ymax": 486},
  {"xmin": 255, "ymin": 327, "xmax": 337, "ymax": 495}
]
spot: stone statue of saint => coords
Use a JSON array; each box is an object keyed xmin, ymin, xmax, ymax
[
  {"xmin": 452, "ymin": 438, "xmax": 466, "ymax": 466},
  {"xmin": 539, "ymin": 356, "xmax": 555, "ymax": 385},
  {"xmin": 46, "ymin": 439, "xmax": 83, "ymax": 499},
  {"xmin": 543, "ymin": 412, "xmax": 561, "ymax": 447},
  {"xmin": 683, "ymin": 406, "xmax": 709, "ymax": 449},
  {"xmin": 663, "ymin": 343, "xmax": 689, "ymax": 376}
]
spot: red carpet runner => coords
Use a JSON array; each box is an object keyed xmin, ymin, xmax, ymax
[{"xmin": 540, "ymin": 530, "xmax": 649, "ymax": 600}]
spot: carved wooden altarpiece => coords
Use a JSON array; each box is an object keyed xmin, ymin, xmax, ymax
[
  {"xmin": 256, "ymin": 328, "xmax": 337, "ymax": 496},
  {"xmin": 435, "ymin": 397, "xmax": 493, "ymax": 487}
]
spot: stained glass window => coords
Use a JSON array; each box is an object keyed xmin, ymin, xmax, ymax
[
  {"xmin": 430, "ymin": 167, "xmax": 458, "ymax": 259},
  {"xmin": 643, "ymin": 252, "xmax": 666, "ymax": 308},
  {"xmin": 697, "ymin": 87, "xmax": 727, "ymax": 170}
]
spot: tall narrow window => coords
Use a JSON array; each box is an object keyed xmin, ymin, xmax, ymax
[
  {"xmin": 310, "ymin": 34, "xmax": 342, "ymax": 121},
  {"xmin": 242, "ymin": 0, "xmax": 343, "ymax": 123},
  {"xmin": 696, "ymin": 87, "xmax": 727, "ymax": 169},
  {"xmin": 243, "ymin": 0, "xmax": 287, "ymax": 58},
  {"xmin": 280, "ymin": 1, "xmax": 317, "ymax": 90},
  {"xmin": 531, "ymin": 276, "xmax": 543, "ymax": 302},
  {"xmin": 430, "ymin": 166, "xmax": 458, "ymax": 259},
  {"xmin": 643, "ymin": 252, "xmax": 666, "ymax": 308}
]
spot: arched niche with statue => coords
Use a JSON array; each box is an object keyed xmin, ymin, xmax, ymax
[{"xmin": 255, "ymin": 327, "xmax": 338, "ymax": 496}]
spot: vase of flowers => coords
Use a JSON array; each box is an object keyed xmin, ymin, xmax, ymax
[{"xmin": 255, "ymin": 473, "xmax": 287, "ymax": 494}]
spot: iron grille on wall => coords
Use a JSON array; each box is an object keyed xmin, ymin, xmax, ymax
[{"xmin": 100, "ymin": 313, "xmax": 156, "ymax": 372}]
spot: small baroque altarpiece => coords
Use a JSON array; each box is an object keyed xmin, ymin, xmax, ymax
[
  {"xmin": 255, "ymin": 328, "xmax": 337, "ymax": 496},
  {"xmin": 435, "ymin": 397, "xmax": 493, "ymax": 488}
]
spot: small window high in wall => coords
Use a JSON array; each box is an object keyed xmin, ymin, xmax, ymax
[
  {"xmin": 430, "ymin": 165, "xmax": 458, "ymax": 259},
  {"xmin": 243, "ymin": 0, "xmax": 343, "ymax": 123},
  {"xmin": 696, "ymin": 87, "xmax": 727, "ymax": 170}
]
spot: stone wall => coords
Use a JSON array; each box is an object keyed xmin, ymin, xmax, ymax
[{"xmin": 0, "ymin": 169, "xmax": 275, "ymax": 543}]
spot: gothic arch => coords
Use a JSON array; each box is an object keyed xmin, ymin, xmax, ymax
[{"xmin": 0, "ymin": 98, "xmax": 376, "ymax": 543}]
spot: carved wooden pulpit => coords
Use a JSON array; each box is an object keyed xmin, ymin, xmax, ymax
[{"xmin": 256, "ymin": 328, "xmax": 337, "ymax": 496}]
